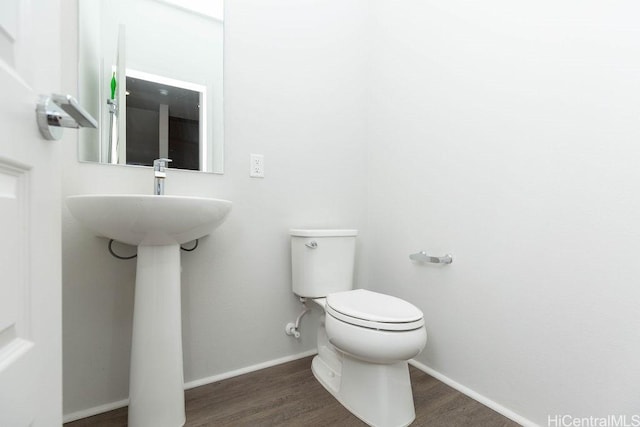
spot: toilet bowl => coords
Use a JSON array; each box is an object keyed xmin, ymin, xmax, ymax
[
  {"xmin": 290, "ymin": 229, "xmax": 427, "ymax": 427},
  {"xmin": 325, "ymin": 289, "xmax": 426, "ymax": 364}
]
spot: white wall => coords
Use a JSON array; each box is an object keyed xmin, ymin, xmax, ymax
[
  {"xmin": 61, "ymin": 0, "xmax": 367, "ymax": 416},
  {"xmin": 365, "ymin": 0, "xmax": 640, "ymax": 423}
]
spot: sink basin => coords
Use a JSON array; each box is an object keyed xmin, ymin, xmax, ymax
[
  {"xmin": 66, "ymin": 194, "xmax": 231, "ymax": 427},
  {"xmin": 66, "ymin": 194, "xmax": 232, "ymax": 246}
]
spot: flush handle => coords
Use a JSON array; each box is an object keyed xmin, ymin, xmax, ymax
[{"xmin": 305, "ymin": 241, "xmax": 318, "ymax": 249}]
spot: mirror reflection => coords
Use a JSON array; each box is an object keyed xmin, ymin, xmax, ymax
[
  {"xmin": 78, "ymin": 0, "xmax": 224, "ymax": 173},
  {"xmin": 126, "ymin": 72, "xmax": 204, "ymax": 170}
]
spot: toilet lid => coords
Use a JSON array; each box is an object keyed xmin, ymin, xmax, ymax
[{"xmin": 326, "ymin": 289, "xmax": 425, "ymax": 331}]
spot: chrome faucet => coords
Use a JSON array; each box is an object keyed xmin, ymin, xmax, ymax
[{"xmin": 153, "ymin": 158, "xmax": 172, "ymax": 195}]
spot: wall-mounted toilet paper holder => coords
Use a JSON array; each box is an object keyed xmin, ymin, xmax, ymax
[{"xmin": 409, "ymin": 251, "xmax": 453, "ymax": 265}]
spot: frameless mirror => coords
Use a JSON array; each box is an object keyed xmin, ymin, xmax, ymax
[{"xmin": 77, "ymin": 0, "xmax": 224, "ymax": 173}]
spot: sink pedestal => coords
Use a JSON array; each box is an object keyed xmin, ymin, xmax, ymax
[{"xmin": 129, "ymin": 244, "xmax": 185, "ymax": 427}]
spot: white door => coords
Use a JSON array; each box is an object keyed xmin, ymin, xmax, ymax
[{"xmin": 0, "ymin": 0, "xmax": 63, "ymax": 425}]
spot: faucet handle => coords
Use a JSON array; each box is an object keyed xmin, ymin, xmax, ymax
[
  {"xmin": 153, "ymin": 158, "xmax": 172, "ymax": 170},
  {"xmin": 153, "ymin": 158, "xmax": 172, "ymax": 178}
]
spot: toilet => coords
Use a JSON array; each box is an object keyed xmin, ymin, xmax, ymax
[{"xmin": 290, "ymin": 229, "xmax": 427, "ymax": 427}]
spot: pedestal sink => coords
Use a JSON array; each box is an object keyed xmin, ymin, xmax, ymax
[{"xmin": 66, "ymin": 194, "xmax": 232, "ymax": 427}]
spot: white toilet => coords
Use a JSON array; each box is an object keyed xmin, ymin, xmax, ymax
[{"xmin": 290, "ymin": 229, "xmax": 427, "ymax": 427}]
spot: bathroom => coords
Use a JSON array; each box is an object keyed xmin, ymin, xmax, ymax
[{"xmin": 0, "ymin": 0, "xmax": 638, "ymax": 425}]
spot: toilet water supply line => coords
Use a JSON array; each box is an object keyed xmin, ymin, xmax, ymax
[{"xmin": 285, "ymin": 297, "xmax": 310, "ymax": 339}]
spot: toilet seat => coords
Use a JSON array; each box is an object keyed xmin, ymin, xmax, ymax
[{"xmin": 326, "ymin": 289, "xmax": 425, "ymax": 332}]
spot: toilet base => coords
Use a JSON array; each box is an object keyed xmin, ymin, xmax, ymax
[{"xmin": 312, "ymin": 354, "xmax": 416, "ymax": 427}]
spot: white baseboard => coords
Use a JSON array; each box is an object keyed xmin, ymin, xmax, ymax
[
  {"xmin": 184, "ymin": 349, "xmax": 317, "ymax": 390},
  {"xmin": 63, "ymin": 398, "xmax": 129, "ymax": 424},
  {"xmin": 408, "ymin": 359, "xmax": 537, "ymax": 427},
  {"xmin": 63, "ymin": 349, "xmax": 318, "ymax": 424}
]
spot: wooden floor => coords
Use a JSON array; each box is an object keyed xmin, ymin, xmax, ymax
[{"xmin": 65, "ymin": 356, "xmax": 520, "ymax": 427}]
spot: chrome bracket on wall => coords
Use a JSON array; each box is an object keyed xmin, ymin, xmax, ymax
[
  {"xmin": 36, "ymin": 94, "xmax": 98, "ymax": 141},
  {"xmin": 409, "ymin": 251, "xmax": 453, "ymax": 265}
]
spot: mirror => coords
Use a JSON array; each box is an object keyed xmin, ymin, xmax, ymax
[{"xmin": 77, "ymin": 0, "xmax": 224, "ymax": 173}]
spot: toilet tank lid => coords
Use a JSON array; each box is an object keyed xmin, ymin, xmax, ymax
[{"xmin": 289, "ymin": 229, "xmax": 358, "ymax": 237}]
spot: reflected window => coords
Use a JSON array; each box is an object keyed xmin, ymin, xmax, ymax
[{"xmin": 125, "ymin": 73, "xmax": 204, "ymax": 171}]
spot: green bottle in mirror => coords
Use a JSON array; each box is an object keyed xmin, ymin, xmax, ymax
[{"xmin": 110, "ymin": 72, "xmax": 117, "ymax": 100}]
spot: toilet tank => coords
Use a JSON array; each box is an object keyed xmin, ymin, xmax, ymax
[{"xmin": 290, "ymin": 229, "xmax": 358, "ymax": 298}]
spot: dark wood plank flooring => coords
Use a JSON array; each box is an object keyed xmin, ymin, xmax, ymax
[{"xmin": 65, "ymin": 356, "xmax": 519, "ymax": 426}]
